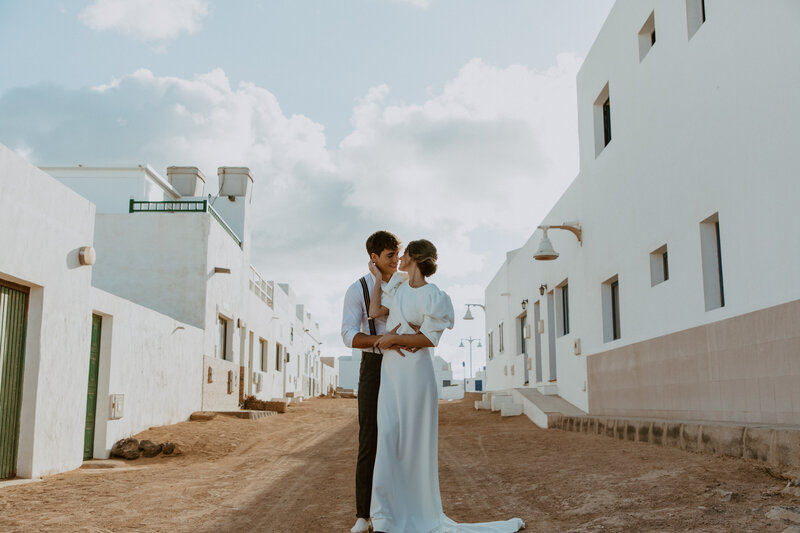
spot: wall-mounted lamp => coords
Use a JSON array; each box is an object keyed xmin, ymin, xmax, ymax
[
  {"xmin": 79, "ymin": 246, "xmax": 96, "ymax": 266},
  {"xmin": 463, "ymin": 303, "xmax": 485, "ymax": 321},
  {"xmin": 533, "ymin": 222, "xmax": 582, "ymax": 261},
  {"xmin": 539, "ymin": 284, "xmax": 548, "ymax": 296},
  {"xmin": 521, "ymin": 299, "xmax": 528, "ymax": 310}
]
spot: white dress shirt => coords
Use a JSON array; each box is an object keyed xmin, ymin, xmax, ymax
[{"xmin": 341, "ymin": 273, "xmax": 388, "ymax": 353}]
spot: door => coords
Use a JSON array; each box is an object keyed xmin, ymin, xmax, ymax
[
  {"xmin": 533, "ymin": 302, "xmax": 542, "ymax": 383},
  {"xmin": 547, "ymin": 291, "xmax": 557, "ymax": 381},
  {"xmin": 0, "ymin": 281, "xmax": 29, "ymax": 479},
  {"xmin": 84, "ymin": 314, "xmax": 102, "ymax": 460},
  {"xmin": 519, "ymin": 313, "xmax": 528, "ymax": 384}
]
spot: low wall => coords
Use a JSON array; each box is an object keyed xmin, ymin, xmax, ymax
[
  {"xmin": 553, "ymin": 414, "xmax": 800, "ymax": 467},
  {"xmin": 588, "ymin": 298, "xmax": 800, "ymax": 425}
]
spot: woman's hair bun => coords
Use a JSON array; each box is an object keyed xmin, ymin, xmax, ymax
[{"xmin": 406, "ymin": 239, "xmax": 438, "ymax": 277}]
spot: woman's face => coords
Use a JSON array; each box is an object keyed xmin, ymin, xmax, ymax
[{"xmin": 398, "ymin": 249, "xmax": 414, "ymax": 272}]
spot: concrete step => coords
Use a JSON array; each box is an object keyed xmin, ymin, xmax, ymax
[
  {"xmin": 501, "ymin": 404, "xmax": 524, "ymax": 417},
  {"xmin": 491, "ymin": 394, "xmax": 513, "ymax": 412},
  {"xmin": 511, "ymin": 388, "xmax": 586, "ymax": 428},
  {"xmin": 474, "ymin": 400, "xmax": 491, "ymax": 410}
]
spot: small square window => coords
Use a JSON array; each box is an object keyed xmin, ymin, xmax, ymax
[
  {"xmin": 686, "ymin": 0, "xmax": 706, "ymax": 39},
  {"xmin": 602, "ymin": 275, "xmax": 621, "ymax": 342},
  {"xmin": 638, "ymin": 11, "xmax": 657, "ymax": 61},
  {"xmin": 593, "ymin": 83, "xmax": 612, "ymax": 156},
  {"xmin": 650, "ymin": 244, "xmax": 669, "ymax": 286}
]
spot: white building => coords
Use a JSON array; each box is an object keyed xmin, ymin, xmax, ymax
[
  {"xmin": 320, "ymin": 356, "xmax": 340, "ymax": 395},
  {"xmin": 0, "ymin": 151, "xmax": 327, "ymax": 480},
  {"xmin": 485, "ymin": 0, "xmax": 800, "ymax": 426}
]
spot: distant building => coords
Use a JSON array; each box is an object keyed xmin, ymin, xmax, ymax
[{"xmin": 485, "ymin": 0, "xmax": 800, "ymax": 426}]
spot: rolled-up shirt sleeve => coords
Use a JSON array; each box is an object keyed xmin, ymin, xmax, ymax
[{"xmin": 341, "ymin": 282, "xmax": 364, "ymax": 348}]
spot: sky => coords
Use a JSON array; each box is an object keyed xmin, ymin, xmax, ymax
[{"xmin": 0, "ymin": 0, "xmax": 615, "ymax": 378}]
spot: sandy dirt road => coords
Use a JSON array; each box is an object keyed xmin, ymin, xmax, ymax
[{"xmin": 1, "ymin": 394, "xmax": 798, "ymax": 532}]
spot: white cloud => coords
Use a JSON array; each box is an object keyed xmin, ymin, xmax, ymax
[
  {"xmin": 79, "ymin": 0, "xmax": 209, "ymax": 42},
  {"xmin": 395, "ymin": 0, "xmax": 430, "ymax": 9},
  {"xmin": 0, "ymin": 55, "xmax": 582, "ymax": 361}
]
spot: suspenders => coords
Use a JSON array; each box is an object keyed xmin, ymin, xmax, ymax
[
  {"xmin": 359, "ymin": 276, "xmax": 381, "ymax": 355},
  {"xmin": 359, "ymin": 276, "xmax": 377, "ymax": 335}
]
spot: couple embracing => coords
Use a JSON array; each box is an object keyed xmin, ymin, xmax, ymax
[{"xmin": 341, "ymin": 231, "xmax": 524, "ymax": 533}]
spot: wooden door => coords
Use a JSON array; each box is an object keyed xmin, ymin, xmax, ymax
[
  {"xmin": 83, "ymin": 314, "xmax": 102, "ymax": 460},
  {"xmin": 0, "ymin": 281, "xmax": 29, "ymax": 479}
]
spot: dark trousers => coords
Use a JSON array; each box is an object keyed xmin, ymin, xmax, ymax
[{"xmin": 356, "ymin": 351, "xmax": 382, "ymax": 519}]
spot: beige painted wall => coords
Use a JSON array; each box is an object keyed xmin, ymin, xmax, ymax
[{"xmin": 588, "ymin": 298, "xmax": 800, "ymax": 425}]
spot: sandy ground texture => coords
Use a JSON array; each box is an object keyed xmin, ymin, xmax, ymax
[{"xmin": 1, "ymin": 393, "xmax": 799, "ymax": 533}]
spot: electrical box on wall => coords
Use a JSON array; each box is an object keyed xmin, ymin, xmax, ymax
[
  {"xmin": 524, "ymin": 324, "xmax": 532, "ymax": 339},
  {"xmin": 574, "ymin": 338, "xmax": 582, "ymax": 356},
  {"xmin": 538, "ymin": 320, "xmax": 545, "ymax": 334},
  {"xmin": 109, "ymin": 394, "xmax": 124, "ymax": 420}
]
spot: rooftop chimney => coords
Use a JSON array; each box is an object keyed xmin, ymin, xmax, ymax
[
  {"xmin": 217, "ymin": 167, "xmax": 253, "ymax": 198},
  {"xmin": 166, "ymin": 166, "xmax": 206, "ymax": 197}
]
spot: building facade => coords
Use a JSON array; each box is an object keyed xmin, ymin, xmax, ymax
[
  {"xmin": 485, "ymin": 0, "xmax": 800, "ymax": 426},
  {"xmin": 0, "ymin": 150, "xmax": 327, "ymax": 480}
]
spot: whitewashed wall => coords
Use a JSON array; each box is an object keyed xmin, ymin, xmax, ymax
[
  {"xmin": 485, "ymin": 0, "xmax": 800, "ymax": 412},
  {"xmin": 0, "ymin": 145, "xmax": 95, "ymax": 478},
  {"xmin": 90, "ymin": 288, "xmax": 203, "ymax": 458}
]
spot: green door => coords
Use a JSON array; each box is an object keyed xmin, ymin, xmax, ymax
[
  {"xmin": 0, "ymin": 281, "xmax": 29, "ymax": 479},
  {"xmin": 83, "ymin": 314, "xmax": 102, "ymax": 460}
]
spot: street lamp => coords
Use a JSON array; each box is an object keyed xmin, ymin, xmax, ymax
[
  {"xmin": 533, "ymin": 223, "xmax": 583, "ymax": 261},
  {"xmin": 463, "ymin": 303, "xmax": 485, "ymax": 321},
  {"xmin": 459, "ymin": 336, "xmax": 482, "ymax": 383}
]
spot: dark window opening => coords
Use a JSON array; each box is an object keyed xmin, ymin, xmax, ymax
[
  {"xmin": 603, "ymin": 98, "xmax": 612, "ymax": 146},
  {"xmin": 611, "ymin": 280, "xmax": 621, "ymax": 340}
]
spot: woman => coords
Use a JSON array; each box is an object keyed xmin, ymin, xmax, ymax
[{"xmin": 367, "ymin": 239, "xmax": 524, "ymax": 533}]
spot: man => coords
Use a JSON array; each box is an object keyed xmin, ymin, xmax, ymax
[{"xmin": 341, "ymin": 230, "xmax": 400, "ymax": 533}]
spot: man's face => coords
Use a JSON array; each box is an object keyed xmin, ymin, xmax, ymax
[{"xmin": 371, "ymin": 248, "xmax": 399, "ymax": 276}]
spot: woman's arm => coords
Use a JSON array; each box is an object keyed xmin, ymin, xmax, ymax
[
  {"xmin": 368, "ymin": 261, "xmax": 390, "ymax": 319},
  {"xmin": 377, "ymin": 332, "xmax": 434, "ymax": 351}
]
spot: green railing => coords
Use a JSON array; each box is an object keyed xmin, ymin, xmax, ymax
[
  {"xmin": 129, "ymin": 199, "xmax": 207, "ymax": 213},
  {"xmin": 129, "ymin": 198, "xmax": 243, "ymax": 248}
]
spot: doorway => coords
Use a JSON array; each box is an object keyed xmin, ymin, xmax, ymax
[
  {"xmin": 547, "ymin": 291, "xmax": 557, "ymax": 381},
  {"xmin": 533, "ymin": 302, "xmax": 542, "ymax": 383},
  {"xmin": 518, "ymin": 313, "xmax": 528, "ymax": 384},
  {"xmin": 84, "ymin": 314, "xmax": 102, "ymax": 460},
  {"xmin": 0, "ymin": 281, "xmax": 29, "ymax": 479}
]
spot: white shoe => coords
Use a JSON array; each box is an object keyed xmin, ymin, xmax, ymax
[{"xmin": 350, "ymin": 517, "xmax": 370, "ymax": 533}]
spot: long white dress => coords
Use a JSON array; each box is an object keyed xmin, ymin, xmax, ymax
[{"xmin": 371, "ymin": 273, "xmax": 524, "ymax": 533}]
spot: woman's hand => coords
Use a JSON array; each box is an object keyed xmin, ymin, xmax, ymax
[{"xmin": 368, "ymin": 260, "xmax": 381, "ymax": 279}]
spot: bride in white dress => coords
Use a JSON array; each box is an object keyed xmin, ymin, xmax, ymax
[{"xmin": 367, "ymin": 239, "xmax": 524, "ymax": 533}]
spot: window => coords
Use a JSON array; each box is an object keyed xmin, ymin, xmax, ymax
[
  {"xmin": 260, "ymin": 339, "xmax": 268, "ymax": 372},
  {"xmin": 487, "ymin": 331, "xmax": 494, "ymax": 360},
  {"xmin": 276, "ymin": 342, "xmax": 283, "ymax": 371},
  {"xmin": 498, "ymin": 323, "xmax": 505, "ymax": 352},
  {"xmin": 650, "ymin": 244, "xmax": 669, "ymax": 285},
  {"xmin": 686, "ymin": 0, "xmax": 706, "ymax": 39},
  {"xmin": 556, "ymin": 282, "xmax": 570, "ymax": 336},
  {"xmin": 602, "ymin": 276, "xmax": 621, "ymax": 342},
  {"xmin": 638, "ymin": 11, "xmax": 656, "ymax": 61},
  {"xmin": 700, "ymin": 213, "xmax": 725, "ymax": 310},
  {"xmin": 290, "ymin": 326, "xmax": 294, "ymax": 343},
  {"xmin": 217, "ymin": 315, "xmax": 229, "ymax": 359},
  {"xmin": 593, "ymin": 83, "xmax": 612, "ymax": 156}
]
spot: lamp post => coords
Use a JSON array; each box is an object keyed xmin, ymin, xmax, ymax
[{"xmin": 459, "ymin": 337, "xmax": 482, "ymax": 386}]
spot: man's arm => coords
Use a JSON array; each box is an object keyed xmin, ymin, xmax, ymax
[{"xmin": 342, "ymin": 281, "xmax": 382, "ymax": 349}]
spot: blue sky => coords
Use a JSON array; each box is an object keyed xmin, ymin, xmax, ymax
[{"xmin": 0, "ymin": 0, "xmax": 614, "ymax": 372}]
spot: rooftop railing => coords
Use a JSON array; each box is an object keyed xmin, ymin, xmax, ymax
[
  {"xmin": 249, "ymin": 265, "xmax": 274, "ymax": 308},
  {"xmin": 129, "ymin": 197, "xmax": 243, "ymax": 248}
]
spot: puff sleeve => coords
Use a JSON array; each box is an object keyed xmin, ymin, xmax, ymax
[
  {"xmin": 419, "ymin": 287, "xmax": 455, "ymax": 347},
  {"xmin": 381, "ymin": 272, "xmax": 407, "ymax": 312}
]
